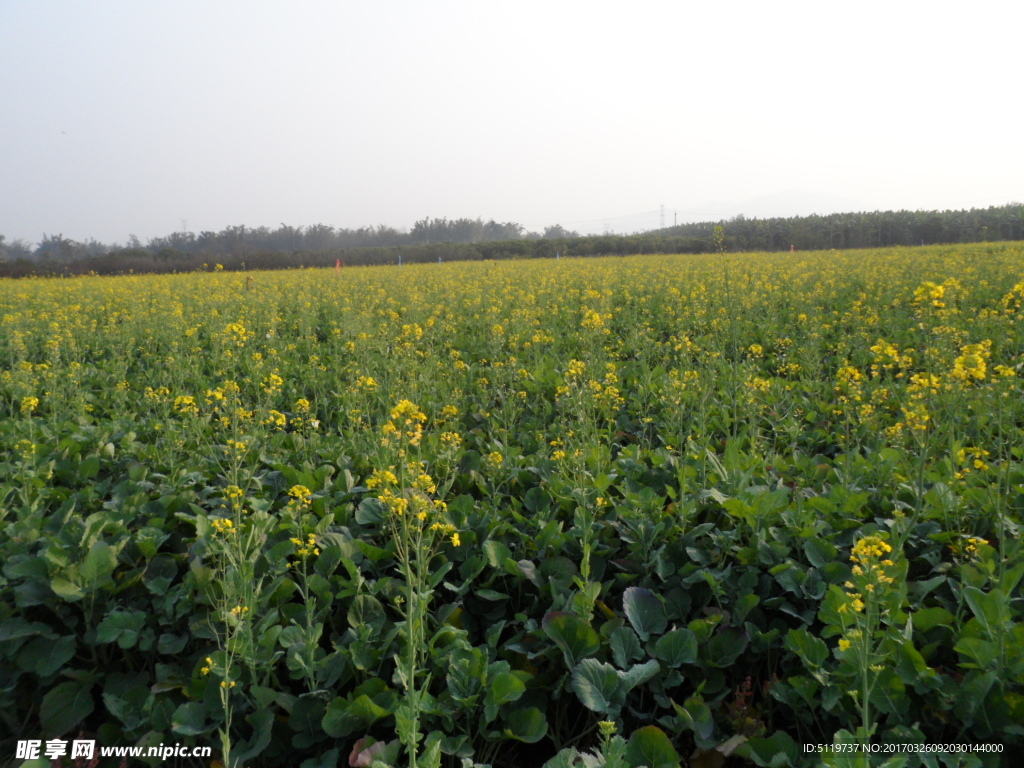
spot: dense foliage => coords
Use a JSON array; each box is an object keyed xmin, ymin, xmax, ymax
[
  {"xmin": 2, "ymin": 204, "xmax": 1022, "ymax": 279},
  {"xmin": 1, "ymin": 244, "xmax": 1022, "ymax": 767}
]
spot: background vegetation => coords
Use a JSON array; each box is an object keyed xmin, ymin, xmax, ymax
[{"xmin": 1, "ymin": 204, "xmax": 1022, "ymax": 278}]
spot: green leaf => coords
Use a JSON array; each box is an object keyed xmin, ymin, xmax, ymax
[
  {"xmin": 81, "ymin": 541, "xmax": 117, "ymax": 585},
  {"xmin": 911, "ymin": 606, "xmax": 954, "ymax": 633},
  {"xmin": 314, "ymin": 544, "xmax": 343, "ymax": 578},
  {"xmin": 619, "ymin": 659, "xmax": 661, "ymax": 692},
  {"xmin": 523, "ymin": 486, "xmax": 552, "ymax": 514},
  {"xmin": 571, "ymin": 658, "xmax": 620, "ymax": 715},
  {"xmin": 955, "ymin": 637, "xmax": 999, "ymax": 669},
  {"xmin": 171, "ymin": 701, "xmax": 207, "ymax": 736},
  {"xmin": 653, "ymin": 628, "xmax": 698, "ymax": 668},
  {"xmin": 743, "ymin": 730, "xmax": 801, "ymax": 767},
  {"xmin": 624, "ymin": 725, "xmax": 681, "ymax": 768},
  {"xmin": 622, "ymin": 587, "xmax": 667, "ymax": 642},
  {"xmin": 673, "ymin": 696, "xmax": 714, "ymax": 742},
  {"xmin": 483, "ymin": 539, "xmax": 512, "ymax": 568},
  {"xmin": 784, "ymin": 627, "xmax": 828, "ymax": 669},
  {"xmin": 485, "ymin": 670, "xmax": 526, "ymax": 722},
  {"xmin": 488, "ymin": 670, "xmax": 526, "ymax": 705},
  {"xmin": 803, "ymin": 537, "xmax": 837, "ymax": 569},
  {"xmin": 542, "ymin": 748, "xmax": 581, "ymax": 768},
  {"xmin": 609, "ymin": 626, "xmax": 643, "ymax": 669},
  {"xmin": 96, "ymin": 610, "xmax": 147, "ymax": 648},
  {"xmin": 50, "ymin": 576, "xmax": 85, "ymax": 602},
  {"xmin": 232, "ymin": 709, "xmax": 274, "ymax": 764},
  {"xmin": 322, "ymin": 694, "xmax": 391, "ymax": 738},
  {"xmin": 17, "ymin": 635, "xmax": 76, "ymax": 677},
  {"xmin": 963, "ymin": 587, "xmax": 1010, "ymax": 635},
  {"xmin": 955, "ymin": 670, "xmax": 997, "ymax": 722},
  {"xmin": 39, "ymin": 680, "xmax": 94, "ymax": 736},
  {"xmin": 503, "ymin": 706, "xmax": 548, "ymax": 743},
  {"xmin": 704, "ymin": 628, "xmax": 748, "ymax": 668},
  {"xmin": 79, "ymin": 455, "xmax": 101, "ymax": 479},
  {"xmin": 543, "ymin": 611, "xmax": 600, "ymax": 666},
  {"xmin": 347, "ymin": 594, "xmax": 386, "ymax": 632}
]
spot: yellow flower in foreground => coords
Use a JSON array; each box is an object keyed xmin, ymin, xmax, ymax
[{"xmin": 288, "ymin": 485, "xmax": 313, "ymax": 504}]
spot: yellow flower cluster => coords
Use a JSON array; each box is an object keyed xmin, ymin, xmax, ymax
[
  {"xmin": 290, "ymin": 534, "xmax": 320, "ymax": 558},
  {"xmin": 382, "ymin": 399, "xmax": 427, "ymax": 447},
  {"xmin": 211, "ymin": 518, "xmax": 235, "ymax": 535},
  {"xmin": 365, "ymin": 469, "xmax": 398, "ymax": 489},
  {"xmin": 581, "ymin": 307, "xmax": 611, "ymax": 334},
  {"xmin": 956, "ymin": 447, "xmax": 991, "ymax": 477},
  {"xmin": 288, "ymin": 485, "xmax": 313, "ymax": 505},
  {"xmin": 951, "ymin": 340, "xmax": 991, "ymax": 383},
  {"xmin": 848, "ymin": 535, "xmax": 896, "ymax": 591},
  {"xmin": 869, "ymin": 339, "xmax": 914, "ymax": 378},
  {"xmin": 262, "ymin": 372, "xmax": 284, "ymax": 395},
  {"xmin": 20, "ymin": 395, "xmax": 39, "ymax": 415},
  {"xmin": 1001, "ymin": 281, "xmax": 1024, "ymax": 314},
  {"xmin": 440, "ymin": 431, "xmax": 462, "ymax": 450},
  {"xmin": 355, "ymin": 375, "xmax": 378, "ymax": 392},
  {"xmin": 174, "ymin": 395, "xmax": 199, "ymax": 415},
  {"xmin": 913, "ymin": 278, "xmax": 960, "ymax": 310},
  {"xmin": 264, "ymin": 409, "xmax": 287, "ymax": 428}
]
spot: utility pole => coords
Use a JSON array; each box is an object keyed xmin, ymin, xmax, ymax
[{"xmin": 660, "ymin": 204, "xmax": 665, "ymax": 229}]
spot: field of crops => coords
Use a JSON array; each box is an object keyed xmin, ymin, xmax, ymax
[{"xmin": 2, "ymin": 244, "xmax": 1022, "ymax": 768}]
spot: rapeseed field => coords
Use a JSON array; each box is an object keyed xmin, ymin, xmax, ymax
[{"xmin": 2, "ymin": 244, "xmax": 1021, "ymax": 767}]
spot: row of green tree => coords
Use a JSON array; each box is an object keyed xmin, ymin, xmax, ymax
[
  {"xmin": 1, "ymin": 204, "xmax": 1021, "ymax": 278},
  {"xmin": 659, "ymin": 204, "xmax": 1024, "ymax": 251},
  {"xmin": 0, "ymin": 217, "xmax": 581, "ymax": 265}
]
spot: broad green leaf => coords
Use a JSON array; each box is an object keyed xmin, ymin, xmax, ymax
[
  {"xmin": 609, "ymin": 626, "xmax": 643, "ymax": 669},
  {"xmin": 622, "ymin": 587, "xmax": 667, "ymax": 642},
  {"xmin": 483, "ymin": 539, "xmax": 512, "ymax": 567},
  {"xmin": 171, "ymin": 701, "xmax": 207, "ymax": 736},
  {"xmin": 704, "ymin": 628, "xmax": 748, "ymax": 668},
  {"xmin": 50, "ymin": 577, "xmax": 85, "ymax": 602},
  {"xmin": 742, "ymin": 730, "xmax": 801, "ymax": 767},
  {"xmin": 624, "ymin": 725, "xmax": 681, "ymax": 768},
  {"xmin": 963, "ymin": 587, "xmax": 1010, "ymax": 636},
  {"xmin": 543, "ymin": 611, "xmax": 600, "ymax": 666},
  {"xmin": 784, "ymin": 627, "xmax": 828, "ymax": 670},
  {"xmin": 96, "ymin": 610, "xmax": 146, "ymax": 648},
  {"xmin": 654, "ymin": 628, "xmax": 698, "ymax": 668},
  {"xmin": 488, "ymin": 670, "xmax": 526, "ymax": 705},
  {"xmin": 347, "ymin": 594, "xmax": 386, "ymax": 632},
  {"xmin": 803, "ymin": 537, "xmax": 837, "ymax": 569},
  {"xmin": 232, "ymin": 709, "xmax": 274, "ymax": 764},
  {"xmin": 81, "ymin": 541, "xmax": 117, "ymax": 584},
  {"xmin": 911, "ymin": 606, "xmax": 954, "ymax": 633},
  {"xmin": 571, "ymin": 658, "xmax": 620, "ymax": 715},
  {"xmin": 619, "ymin": 659, "xmax": 660, "ymax": 692},
  {"xmin": 485, "ymin": 670, "xmax": 526, "ymax": 722},
  {"xmin": 503, "ymin": 707, "xmax": 548, "ymax": 743},
  {"xmin": 673, "ymin": 696, "xmax": 714, "ymax": 742},
  {"xmin": 17, "ymin": 635, "xmax": 76, "ymax": 676},
  {"xmin": 40, "ymin": 680, "xmax": 94, "ymax": 736},
  {"xmin": 322, "ymin": 694, "xmax": 391, "ymax": 738}
]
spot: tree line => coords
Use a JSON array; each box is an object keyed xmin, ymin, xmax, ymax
[{"xmin": 1, "ymin": 204, "xmax": 1021, "ymax": 278}]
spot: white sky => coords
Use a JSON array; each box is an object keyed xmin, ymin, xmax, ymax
[{"xmin": 2, "ymin": 0, "xmax": 1022, "ymax": 245}]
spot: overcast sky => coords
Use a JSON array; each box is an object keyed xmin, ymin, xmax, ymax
[{"xmin": 2, "ymin": 0, "xmax": 1022, "ymax": 245}]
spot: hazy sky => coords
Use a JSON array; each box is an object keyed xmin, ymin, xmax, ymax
[{"xmin": 2, "ymin": 0, "xmax": 1022, "ymax": 245}]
